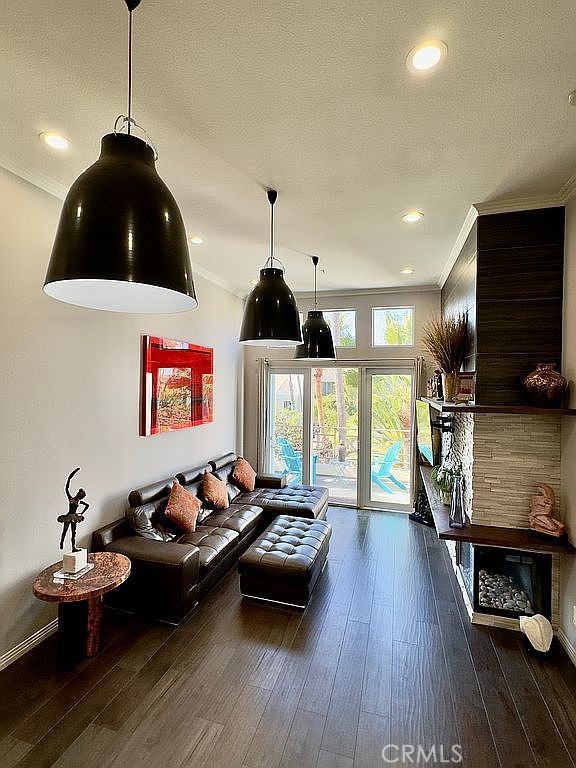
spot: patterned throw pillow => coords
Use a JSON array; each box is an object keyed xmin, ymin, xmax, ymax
[
  {"xmin": 202, "ymin": 471, "xmax": 230, "ymax": 510},
  {"xmin": 232, "ymin": 457, "xmax": 257, "ymax": 492},
  {"xmin": 165, "ymin": 479, "xmax": 201, "ymax": 533}
]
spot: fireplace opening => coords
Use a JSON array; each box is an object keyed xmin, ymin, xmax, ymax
[{"xmin": 472, "ymin": 546, "xmax": 552, "ymax": 620}]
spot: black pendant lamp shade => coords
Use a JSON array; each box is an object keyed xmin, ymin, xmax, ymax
[
  {"xmin": 43, "ymin": 0, "xmax": 197, "ymax": 313},
  {"xmin": 239, "ymin": 190, "xmax": 302, "ymax": 346},
  {"xmin": 295, "ymin": 256, "xmax": 336, "ymax": 360}
]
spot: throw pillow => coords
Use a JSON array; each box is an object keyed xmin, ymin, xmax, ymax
[
  {"xmin": 202, "ymin": 471, "xmax": 229, "ymax": 510},
  {"xmin": 165, "ymin": 479, "xmax": 201, "ymax": 533},
  {"xmin": 232, "ymin": 457, "xmax": 257, "ymax": 492}
]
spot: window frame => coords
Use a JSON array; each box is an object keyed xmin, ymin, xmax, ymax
[
  {"xmin": 371, "ymin": 305, "xmax": 415, "ymax": 348},
  {"xmin": 321, "ymin": 308, "xmax": 357, "ymax": 349}
]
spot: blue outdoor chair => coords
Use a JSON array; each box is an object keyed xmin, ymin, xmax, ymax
[
  {"xmin": 277, "ymin": 436, "xmax": 318, "ymax": 484},
  {"xmin": 419, "ymin": 444, "xmax": 434, "ymax": 465},
  {"xmin": 370, "ymin": 441, "xmax": 407, "ymax": 494}
]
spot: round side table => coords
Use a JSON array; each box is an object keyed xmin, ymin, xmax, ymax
[{"xmin": 33, "ymin": 552, "xmax": 131, "ymax": 657}]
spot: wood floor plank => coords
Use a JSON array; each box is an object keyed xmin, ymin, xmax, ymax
[
  {"xmin": 193, "ymin": 684, "xmax": 271, "ymax": 768},
  {"xmin": 51, "ymin": 724, "xmax": 117, "ymax": 768},
  {"xmin": 278, "ymin": 708, "xmax": 325, "ymax": 768},
  {"xmin": 360, "ymin": 599, "xmax": 393, "ymax": 717},
  {"xmin": 0, "ymin": 736, "xmax": 32, "ymax": 768},
  {"xmin": 353, "ymin": 711, "xmax": 389, "ymax": 768},
  {"xmin": 321, "ymin": 620, "xmax": 369, "ymax": 758},
  {"xmin": 491, "ymin": 628, "xmax": 576, "ymax": 768},
  {"xmin": 424, "ymin": 526, "xmax": 501, "ymax": 767},
  {"xmin": 317, "ymin": 750, "xmax": 354, "ymax": 768},
  {"xmin": 298, "ymin": 605, "xmax": 349, "ymax": 715}
]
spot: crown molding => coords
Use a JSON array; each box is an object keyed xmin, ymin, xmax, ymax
[
  {"xmin": 0, "ymin": 152, "xmax": 68, "ymax": 200},
  {"xmin": 0, "ymin": 156, "xmax": 243, "ymax": 300},
  {"xmin": 560, "ymin": 171, "xmax": 576, "ymax": 203},
  {"xmin": 295, "ymin": 284, "xmax": 439, "ymax": 301},
  {"xmin": 474, "ymin": 194, "xmax": 564, "ymax": 215},
  {"xmin": 439, "ymin": 194, "xmax": 568, "ymax": 288},
  {"xmin": 438, "ymin": 205, "xmax": 478, "ymax": 289}
]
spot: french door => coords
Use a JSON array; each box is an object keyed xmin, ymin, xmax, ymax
[{"xmin": 266, "ymin": 363, "xmax": 414, "ymax": 510}]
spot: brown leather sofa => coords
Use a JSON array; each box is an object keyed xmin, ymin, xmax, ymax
[{"xmin": 91, "ymin": 452, "xmax": 328, "ymax": 623}]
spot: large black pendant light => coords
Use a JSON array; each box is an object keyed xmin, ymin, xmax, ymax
[
  {"xmin": 239, "ymin": 189, "xmax": 302, "ymax": 346},
  {"xmin": 295, "ymin": 256, "xmax": 336, "ymax": 360},
  {"xmin": 43, "ymin": 0, "xmax": 197, "ymax": 313}
]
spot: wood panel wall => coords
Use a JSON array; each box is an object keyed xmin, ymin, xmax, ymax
[{"xmin": 441, "ymin": 207, "xmax": 565, "ymax": 405}]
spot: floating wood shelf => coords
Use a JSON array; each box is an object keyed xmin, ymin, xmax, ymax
[
  {"xmin": 420, "ymin": 397, "xmax": 576, "ymax": 416},
  {"xmin": 419, "ymin": 466, "xmax": 575, "ymax": 555}
]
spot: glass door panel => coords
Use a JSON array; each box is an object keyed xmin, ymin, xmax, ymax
[
  {"xmin": 312, "ymin": 367, "xmax": 359, "ymax": 504},
  {"xmin": 267, "ymin": 372, "xmax": 307, "ymax": 483},
  {"xmin": 368, "ymin": 371, "xmax": 412, "ymax": 507}
]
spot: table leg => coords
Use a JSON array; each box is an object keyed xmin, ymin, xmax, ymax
[{"xmin": 86, "ymin": 595, "xmax": 103, "ymax": 657}]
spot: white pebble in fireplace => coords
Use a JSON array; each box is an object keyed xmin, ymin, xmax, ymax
[{"xmin": 478, "ymin": 569, "xmax": 533, "ymax": 614}]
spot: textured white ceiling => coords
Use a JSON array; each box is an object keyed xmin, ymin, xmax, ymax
[{"xmin": 2, "ymin": 0, "xmax": 576, "ymax": 294}]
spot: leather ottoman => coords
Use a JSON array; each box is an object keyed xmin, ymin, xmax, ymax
[{"xmin": 238, "ymin": 515, "xmax": 331, "ymax": 608}]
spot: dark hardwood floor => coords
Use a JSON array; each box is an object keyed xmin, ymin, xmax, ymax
[{"xmin": 2, "ymin": 507, "xmax": 576, "ymax": 767}]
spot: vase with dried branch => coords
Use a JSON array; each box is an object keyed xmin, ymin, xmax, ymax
[{"xmin": 422, "ymin": 314, "xmax": 470, "ymax": 402}]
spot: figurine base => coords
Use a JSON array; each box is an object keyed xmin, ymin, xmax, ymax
[
  {"xmin": 62, "ymin": 548, "xmax": 87, "ymax": 574},
  {"xmin": 53, "ymin": 563, "xmax": 95, "ymax": 581}
]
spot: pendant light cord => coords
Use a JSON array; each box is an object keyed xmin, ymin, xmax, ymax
[
  {"xmin": 128, "ymin": 8, "xmax": 133, "ymax": 134},
  {"xmin": 312, "ymin": 255, "xmax": 319, "ymax": 309},
  {"xmin": 266, "ymin": 189, "xmax": 278, "ymax": 269}
]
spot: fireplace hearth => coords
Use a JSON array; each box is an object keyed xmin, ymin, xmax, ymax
[{"xmin": 472, "ymin": 546, "xmax": 551, "ymax": 620}]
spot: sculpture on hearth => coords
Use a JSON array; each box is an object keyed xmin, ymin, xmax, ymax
[
  {"xmin": 57, "ymin": 467, "xmax": 89, "ymax": 551},
  {"xmin": 529, "ymin": 482, "xmax": 565, "ymax": 538}
]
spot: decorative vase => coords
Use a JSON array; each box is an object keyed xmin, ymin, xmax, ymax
[
  {"xmin": 449, "ymin": 474, "xmax": 466, "ymax": 528},
  {"xmin": 523, "ymin": 363, "xmax": 567, "ymax": 408},
  {"xmin": 442, "ymin": 371, "xmax": 458, "ymax": 403}
]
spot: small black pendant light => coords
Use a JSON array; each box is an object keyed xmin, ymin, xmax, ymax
[
  {"xmin": 43, "ymin": 0, "xmax": 197, "ymax": 313},
  {"xmin": 239, "ymin": 189, "xmax": 302, "ymax": 346},
  {"xmin": 295, "ymin": 256, "xmax": 336, "ymax": 360}
]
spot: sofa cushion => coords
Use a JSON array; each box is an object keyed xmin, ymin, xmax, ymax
[
  {"xmin": 232, "ymin": 457, "xmax": 257, "ymax": 493},
  {"xmin": 203, "ymin": 503, "xmax": 263, "ymax": 537},
  {"xmin": 165, "ymin": 480, "xmax": 201, "ymax": 533},
  {"xmin": 202, "ymin": 471, "xmax": 229, "ymax": 510},
  {"xmin": 209, "ymin": 453, "xmax": 243, "ymax": 502},
  {"xmin": 178, "ymin": 525, "xmax": 239, "ymax": 574},
  {"xmin": 236, "ymin": 484, "xmax": 329, "ymax": 519},
  {"xmin": 126, "ymin": 502, "xmax": 179, "ymax": 542}
]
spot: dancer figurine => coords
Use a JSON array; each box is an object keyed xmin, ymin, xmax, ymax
[
  {"xmin": 529, "ymin": 482, "xmax": 565, "ymax": 538},
  {"xmin": 57, "ymin": 467, "xmax": 89, "ymax": 551}
]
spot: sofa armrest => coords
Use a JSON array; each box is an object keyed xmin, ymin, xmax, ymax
[
  {"xmin": 256, "ymin": 473, "xmax": 287, "ymax": 489},
  {"xmin": 102, "ymin": 536, "xmax": 201, "ymax": 623},
  {"xmin": 105, "ymin": 536, "xmax": 199, "ymax": 574}
]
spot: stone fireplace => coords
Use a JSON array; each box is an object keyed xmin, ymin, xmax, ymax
[{"xmin": 438, "ymin": 411, "xmax": 563, "ymax": 629}]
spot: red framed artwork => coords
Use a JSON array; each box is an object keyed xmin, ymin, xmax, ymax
[{"xmin": 140, "ymin": 335, "xmax": 214, "ymax": 436}]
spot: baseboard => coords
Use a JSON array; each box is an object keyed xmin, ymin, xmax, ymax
[
  {"xmin": 558, "ymin": 627, "xmax": 576, "ymax": 668},
  {"xmin": 0, "ymin": 619, "xmax": 58, "ymax": 671}
]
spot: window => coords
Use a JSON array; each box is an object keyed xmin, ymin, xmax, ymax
[
  {"xmin": 372, "ymin": 307, "xmax": 414, "ymax": 346},
  {"xmin": 323, "ymin": 310, "xmax": 356, "ymax": 348}
]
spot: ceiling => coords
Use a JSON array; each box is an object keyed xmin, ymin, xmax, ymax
[{"xmin": 2, "ymin": 0, "xmax": 576, "ymax": 295}]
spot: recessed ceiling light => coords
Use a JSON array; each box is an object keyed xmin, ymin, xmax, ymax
[
  {"xmin": 402, "ymin": 210, "xmax": 424, "ymax": 223},
  {"xmin": 189, "ymin": 236, "xmax": 203, "ymax": 245},
  {"xmin": 39, "ymin": 132, "xmax": 70, "ymax": 151},
  {"xmin": 401, "ymin": 266, "xmax": 416, "ymax": 275},
  {"xmin": 406, "ymin": 40, "xmax": 447, "ymax": 73}
]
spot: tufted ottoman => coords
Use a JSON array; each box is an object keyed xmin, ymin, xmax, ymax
[{"xmin": 238, "ymin": 515, "xmax": 331, "ymax": 607}]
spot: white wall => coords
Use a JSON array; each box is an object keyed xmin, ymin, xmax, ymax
[
  {"xmin": 243, "ymin": 287, "xmax": 440, "ymax": 465},
  {"xmin": 0, "ymin": 169, "xmax": 243, "ymax": 658},
  {"xmin": 561, "ymin": 197, "xmax": 576, "ymax": 653}
]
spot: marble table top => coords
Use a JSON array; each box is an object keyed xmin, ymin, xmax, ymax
[{"xmin": 33, "ymin": 552, "xmax": 131, "ymax": 603}]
